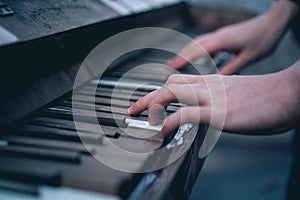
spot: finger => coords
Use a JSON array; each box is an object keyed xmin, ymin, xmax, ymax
[
  {"xmin": 129, "ymin": 83, "xmax": 207, "ymax": 116},
  {"xmin": 219, "ymin": 52, "xmax": 250, "ymax": 75},
  {"xmin": 128, "ymin": 84, "xmax": 180, "ymax": 115},
  {"xmin": 147, "ymin": 84, "xmax": 210, "ymax": 125},
  {"xmin": 149, "ymin": 84, "xmax": 209, "ymax": 107},
  {"xmin": 165, "ymin": 74, "xmax": 205, "ymax": 86},
  {"xmin": 160, "ymin": 107, "xmax": 211, "ymax": 137},
  {"xmin": 166, "ymin": 41, "xmax": 206, "ymax": 69},
  {"xmin": 166, "ymin": 33, "xmax": 224, "ymax": 70},
  {"xmin": 129, "ymin": 80, "xmax": 212, "ymax": 120},
  {"xmin": 128, "ymin": 90, "xmax": 159, "ymax": 115},
  {"xmin": 148, "ymin": 104, "xmax": 167, "ymax": 125}
]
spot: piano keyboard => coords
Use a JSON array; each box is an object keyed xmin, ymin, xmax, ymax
[
  {"xmin": 0, "ymin": 34, "xmax": 222, "ymax": 199},
  {"xmin": 0, "ymin": 0, "xmax": 254, "ymax": 198}
]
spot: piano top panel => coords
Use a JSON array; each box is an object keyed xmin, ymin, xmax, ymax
[
  {"xmin": 0, "ymin": 0, "xmax": 184, "ymax": 44},
  {"xmin": 0, "ymin": 3, "xmax": 186, "ymax": 126},
  {"xmin": 0, "ymin": 0, "xmax": 119, "ymax": 41}
]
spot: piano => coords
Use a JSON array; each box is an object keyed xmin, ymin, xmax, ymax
[{"xmin": 0, "ymin": 1, "xmax": 254, "ymax": 199}]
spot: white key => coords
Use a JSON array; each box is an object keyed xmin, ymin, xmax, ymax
[{"xmin": 125, "ymin": 118, "xmax": 162, "ymax": 132}]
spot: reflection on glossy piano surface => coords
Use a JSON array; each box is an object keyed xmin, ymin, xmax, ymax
[{"xmin": 0, "ymin": 0, "xmax": 253, "ymax": 199}]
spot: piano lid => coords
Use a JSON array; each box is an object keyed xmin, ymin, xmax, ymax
[
  {"xmin": 0, "ymin": 0, "xmax": 183, "ymax": 45},
  {"xmin": 0, "ymin": 0, "xmax": 186, "ymax": 126}
]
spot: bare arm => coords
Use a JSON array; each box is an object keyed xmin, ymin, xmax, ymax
[
  {"xmin": 129, "ymin": 59, "xmax": 300, "ymax": 136},
  {"xmin": 167, "ymin": 0, "xmax": 299, "ymax": 74}
]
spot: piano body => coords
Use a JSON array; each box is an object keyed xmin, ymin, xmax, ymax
[{"xmin": 0, "ymin": 1, "xmax": 253, "ymax": 199}]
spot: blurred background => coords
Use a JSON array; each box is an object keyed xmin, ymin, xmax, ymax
[
  {"xmin": 188, "ymin": 0, "xmax": 300, "ymax": 200},
  {"xmin": 0, "ymin": 1, "xmax": 299, "ymax": 199}
]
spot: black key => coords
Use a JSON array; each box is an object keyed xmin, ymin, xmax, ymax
[
  {"xmin": 0, "ymin": 163, "xmax": 61, "ymax": 186},
  {"xmin": 115, "ymin": 58, "xmax": 173, "ymax": 73},
  {"xmin": 0, "ymin": 145, "xmax": 81, "ymax": 163},
  {"xmin": 78, "ymin": 88, "xmax": 142, "ymax": 102},
  {"xmin": 42, "ymin": 106, "xmax": 127, "ymax": 127},
  {"xmin": 61, "ymin": 100, "xmax": 129, "ymax": 116},
  {"xmin": 2, "ymin": 136, "xmax": 93, "ymax": 155},
  {"xmin": 92, "ymin": 78, "xmax": 161, "ymax": 92},
  {"xmin": 92, "ymin": 86, "xmax": 150, "ymax": 97},
  {"xmin": 81, "ymin": 86, "xmax": 149, "ymax": 98},
  {"xmin": 68, "ymin": 96, "xmax": 176, "ymax": 115},
  {"xmin": 31, "ymin": 117, "xmax": 78, "ymax": 131},
  {"xmin": 8, "ymin": 124, "xmax": 103, "ymax": 144},
  {"xmin": 72, "ymin": 94, "xmax": 132, "ymax": 108},
  {"xmin": 0, "ymin": 178, "xmax": 39, "ymax": 195},
  {"xmin": 60, "ymin": 100, "xmax": 149, "ymax": 119},
  {"xmin": 30, "ymin": 117, "xmax": 117, "ymax": 138},
  {"xmin": 100, "ymin": 87, "xmax": 148, "ymax": 97},
  {"xmin": 109, "ymin": 71, "xmax": 168, "ymax": 82},
  {"xmin": 74, "ymin": 88, "xmax": 178, "ymax": 113},
  {"xmin": 72, "ymin": 105, "xmax": 126, "ymax": 126},
  {"xmin": 138, "ymin": 50, "xmax": 174, "ymax": 62},
  {"xmin": 71, "ymin": 95, "xmax": 178, "ymax": 115}
]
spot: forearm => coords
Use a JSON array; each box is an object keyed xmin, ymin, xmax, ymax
[
  {"xmin": 277, "ymin": 59, "xmax": 300, "ymax": 131},
  {"xmin": 265, "ymin": 0, "xmax": 299, "ymax": 32},
  {"xmin": 285, "ymin": 59, "xmax": 300, "ymax": 94}
]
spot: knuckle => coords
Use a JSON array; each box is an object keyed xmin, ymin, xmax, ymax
[
  {"xmin": 166, "ymin": 74, "xmax": 180, "ymax": 84},
  {"xmin": 148, "ymin": 101, "xmax": 157, "ymax": 110},
  {"xmin": 137, "ymin": 96, "xmax": 147, "ymax": 106},
  {"xmin": 195, "ymin": 80, "xmax": 207, "ymax": 89},
  {"xmin": 161, "ymin": 84, "xmax": 173, "ymax": 95}
]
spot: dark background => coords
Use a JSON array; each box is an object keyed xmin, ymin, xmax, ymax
[{"xmin": 189, "ymin": 0, "xmax": 300, "ymax": 200}]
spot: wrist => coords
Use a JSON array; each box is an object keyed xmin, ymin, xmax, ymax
[
  {"xmin": 285, "ymin": 0, "xmax": 300, "ymax": 8},
  {"xmin": 292, "ymin": 59, "xmax": 300, "ymax": 93},
  {"xmin": 282, "ymin": 59, "xmax": 300, "ymax": 94}
]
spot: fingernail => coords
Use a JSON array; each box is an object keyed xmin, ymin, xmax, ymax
[
  {"xmin": 149, "ymin": 116, "xmax": 158, "ymax": 126},
  {"xmin": 149, "ymin": 118, "xmax": 155, "ymax": 126},
  {"xmin": 148, "ymin": 116, "xmax": 155, "ymax": 126}
]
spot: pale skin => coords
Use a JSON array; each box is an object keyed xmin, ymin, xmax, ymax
[
  {"xmin": 128, "ymin": 0, "xmax": 300, "ymax": 137},
  {"xmin": 166, "ymin": 0, "xmax": 299, "ymax": 74}
]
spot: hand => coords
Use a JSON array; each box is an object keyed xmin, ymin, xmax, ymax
[
  {"xmin": 167, "ymin": 0, "xmax": 298, "ymax": 75},
  {"xmin": 128, "ymin": 61, "xmax": 300, "ymax": 136}
]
